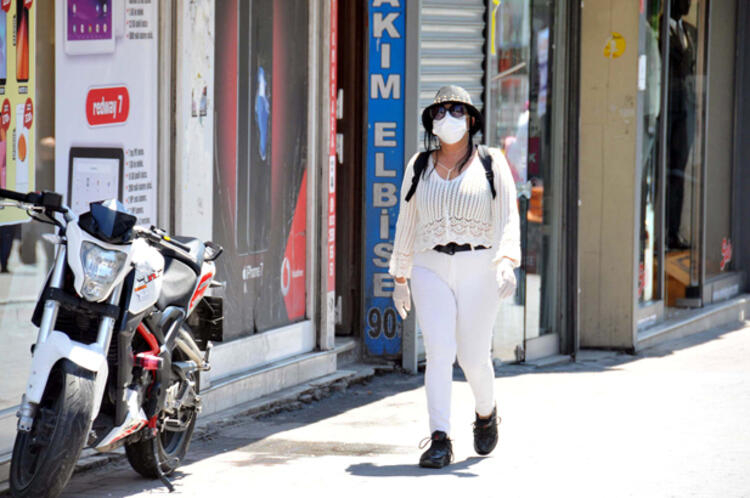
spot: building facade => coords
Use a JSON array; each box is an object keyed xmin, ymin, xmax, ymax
[
  {"xmin": 578, "ymin": 0, "xmax": 750, "ymax": 350},
  {"xmin": 353, "ymin": 0, "xmax": 750, "ymax": 363},
  {"xmin": 2, "ymin": 0, "xmax": 749, "ymax": 484}
]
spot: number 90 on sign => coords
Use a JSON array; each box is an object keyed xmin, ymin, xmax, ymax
[{"xmin": 367, "ymin": 307, "xmax": 400, "ymax": 339}]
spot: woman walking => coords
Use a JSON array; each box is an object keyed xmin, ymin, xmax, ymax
[{"xmin": 389, "ymin": 85, "xmax": 521, "ymax": 468}]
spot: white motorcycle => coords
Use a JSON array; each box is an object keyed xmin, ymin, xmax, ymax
[{"xmin": 1, "ymin": 189, "xmax": 223, "ymax": 498}]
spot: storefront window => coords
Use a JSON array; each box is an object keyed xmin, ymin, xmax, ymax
[
  {"xmin": 1, "ymin": 0, "xmax": 51, "ymax": 453},
  {"xmin": 214, "ymin": 0, "xmax": 310, "ymax": 339},
  {"xmin": 488, "ymin": 0, "xmax": 557, "ymax": 358},
  {"xmin": 664, "ymin": 0, "xmax": 707, "ymax": 306},
  {"xmin": 638, "ymin": 0, "xmax": 663, "ymax": 304},
  {"xmin": 703, "ymin": 0, "xmax": 737, "ymax": 280}
]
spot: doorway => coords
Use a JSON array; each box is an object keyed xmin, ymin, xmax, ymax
[
  {"xmin": 334, "ymin": 0, "xmax": 366, "ymax": 336},
  {"xmin": 486, "ymin": 0, "xmax": 569, "ymax": 361}
]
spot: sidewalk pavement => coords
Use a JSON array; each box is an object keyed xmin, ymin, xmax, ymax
[{"xmin": 39, "ymin": 321, "xmax": 750, "ymax": 497}]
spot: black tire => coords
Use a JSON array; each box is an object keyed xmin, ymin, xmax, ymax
[
  {"xmin": 125, "ymin": 350, "xmax": 198, "ymax": 479},
  {"xmin": 10, "ymin": 359, "xmax": 96, "ymax": 498},
  {"xmin": 124, "ymin": 414, "xmax": 196, "ymax": 479}
]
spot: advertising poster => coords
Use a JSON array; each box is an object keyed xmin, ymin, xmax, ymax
[
  {"xmin": 0, "ymin": 0, "xmax": 36, "ymax": 226},
  {"xmin": 364, "ymin": 0, "xmax": 405, "ymax": 356},
  {"xmin": 214, "ymin": 0, "xmax": 309, "ymax": 339},
  {"xmin": 54, "ymin": 0, "xmax": 158, "ymax": 225}
]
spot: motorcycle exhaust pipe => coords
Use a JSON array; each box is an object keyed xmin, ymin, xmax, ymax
[
  {"xmin": 175, "ymin": 329, "xmax": 211, "ymax": 371},
  {"xmin": 160, "ymin": 307, "xmax": 186, "ymax": 352}
]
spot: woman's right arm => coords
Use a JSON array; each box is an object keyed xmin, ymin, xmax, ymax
[{"xmin": 388, "ymin": 153, "xmax": 420, "ymax": 281}]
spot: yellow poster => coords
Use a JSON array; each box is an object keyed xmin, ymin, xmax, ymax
[{"xmin": 0, "ymin": 0, "xmax": 35, "ymax": 225}]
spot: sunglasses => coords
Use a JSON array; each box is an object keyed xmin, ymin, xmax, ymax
[{"xmin": 429, "ymin": 103, "xmax": 467, "ymax": 121}]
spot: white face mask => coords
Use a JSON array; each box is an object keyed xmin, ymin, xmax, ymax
[{"xmin": 432, "ymin": 114, "xmax": 468, "ymax": 144}]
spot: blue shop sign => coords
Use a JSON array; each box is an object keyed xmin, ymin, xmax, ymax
[{"xmin": 364, "ymin": 0, "xmax": 405, "ymax": 356}]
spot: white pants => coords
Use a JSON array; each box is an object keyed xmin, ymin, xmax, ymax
[{"xmin": 410, "ymin": 249, "xmax": 500, "ymax": 435}]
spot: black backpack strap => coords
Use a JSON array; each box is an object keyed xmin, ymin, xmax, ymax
[
  {"xmin": 477, "ymin": 145, "xmax": 497, "ymax": 199},
  {"xmin": 404, "ymin": 151, "xmax": 431, "ymax": 202}
]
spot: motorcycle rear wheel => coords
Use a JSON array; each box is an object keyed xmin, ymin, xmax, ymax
[
  {"xmin": 124, "ymin": 413, "xmax": 197, "ymax": 479},
  {"xmin": 10, "ymin": 359, "xmax": 96, "ymax": 498},
  {"xmin": 125, "ymin": 350, "xmax": 198, "ymax": 479}
]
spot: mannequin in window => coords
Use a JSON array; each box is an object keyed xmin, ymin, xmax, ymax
[{"xmin": 665, "ymin": 0, "xmax": 697, "ymax": 250}]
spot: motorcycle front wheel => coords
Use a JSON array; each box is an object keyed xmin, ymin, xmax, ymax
[{"xmin": 10, "ymin": 359, "xmax": 96, "ymax": 498}]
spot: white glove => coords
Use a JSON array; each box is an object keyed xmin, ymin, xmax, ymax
[
  {"xmin": 496, "ymin": 259, "xmax": 517, "ymax": 300},
  {"xmin": 392, "ymin": 280, "xmax": 412, "ymax": 319}
]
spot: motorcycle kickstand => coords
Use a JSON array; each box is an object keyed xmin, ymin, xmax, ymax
[{"xmin": 152, "ymin": 432, "xmax": 177, "ymax": 493}]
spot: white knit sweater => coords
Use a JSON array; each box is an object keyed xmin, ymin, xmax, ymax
[{"xmin": 388, "ymin": 147, "xmax": 521, "ymax": 279}]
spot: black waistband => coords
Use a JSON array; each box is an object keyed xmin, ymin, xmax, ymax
[{"xmin": 433, "ymin": 243, "xmax": 489, "ymax": 255}]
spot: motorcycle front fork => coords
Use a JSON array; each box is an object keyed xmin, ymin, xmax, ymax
[{"xmin": 17, "ymin": 245, "xmax": 123, "ymax": 432}]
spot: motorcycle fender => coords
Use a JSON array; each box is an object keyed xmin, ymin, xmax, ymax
[{"xmin": 25, "ymin": 331, "xmax": 109, "ymax": 422}]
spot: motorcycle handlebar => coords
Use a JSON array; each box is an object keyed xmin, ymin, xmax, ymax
[
  {"xmin": 161, "ymin": 235, "xmax": 192, "ymax": 253},
  {"xmin": 0, "ymin": 188, "xmax": 28, "ymax": 203},
  {"xmin": 0, "ymin": 189, "xmax": 66, "ymax": 213},
  {"xmin": 134, "ymin": 227, "xmax": 203, "ymax": 274}
]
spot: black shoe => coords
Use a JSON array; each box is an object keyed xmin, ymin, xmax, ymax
[
  {"xmin": 419, "ymin": 431, "xmax": 453, "ymax": 468},
  {"xmin": 473, "ymin": 406, "xmax": 500, "ymax": 456}
]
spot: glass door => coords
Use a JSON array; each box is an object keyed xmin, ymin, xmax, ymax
[
  {"xmin": 663, "ymin": 0, "xmax": 708, "ymax": 309},
  {"xmin": 487, "ymin": 0, "xmax": 561, "ymax": 361},
  {"xmin": 702, "ymin": 0, "xmax": 740, "ymax": 302},
  {"xmin": 638, "ymin": 0, "xmax": 710, "ymax": 323}
]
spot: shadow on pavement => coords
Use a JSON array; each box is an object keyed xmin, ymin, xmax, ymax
[
  {"xmin": 56, "ymin": 319, "xmax": 746, "ymax": 496},
  {"xmin": 58, "ymin": 372, "xmax": 426, "ymax": 496},
  {"xmin": 346, "ymin": 456, "xmax": 484, "ymax": 478}
]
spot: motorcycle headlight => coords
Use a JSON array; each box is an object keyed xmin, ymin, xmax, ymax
[{"xmin": 80, "ymin": 242, "xmax": 128, "ymax": 301}]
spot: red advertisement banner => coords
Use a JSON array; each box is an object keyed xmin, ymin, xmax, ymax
[
  {"xmin": 328, "ymin": 0, "xmax": 337, "ymax": 292},
  {"xmin": 85, "ymin": 86, "xmax": 130, "ymax": 126}
]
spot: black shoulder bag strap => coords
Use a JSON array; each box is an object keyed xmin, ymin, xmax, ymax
[
  {"xmin": 405, "ymin": 147, "xmax": 496, "ymax": 202},
  {"xmin": 477, "ymin": 145, "xmax": 497, "ymax": 199},
  {"xmin": 404, "ymin": 151, "xmax": 431, "ymax": 202}
]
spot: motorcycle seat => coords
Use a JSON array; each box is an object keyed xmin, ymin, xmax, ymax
[{"xmin": 157, "ymin": 257, "xmax": 199, "ymax": 310}]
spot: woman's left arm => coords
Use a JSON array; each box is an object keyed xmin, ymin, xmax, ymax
[{"xmin": 490, "ymin": 149, "xmax": 522, "ymax": 269}]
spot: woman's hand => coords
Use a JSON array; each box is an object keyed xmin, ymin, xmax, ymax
[
  {"xmin": 496, "ymin": 259, "xmax": 517, "ymax": 299},
  {"xmin": 392, "ymin": 280, "xmax": 412, "ymax": 319}
]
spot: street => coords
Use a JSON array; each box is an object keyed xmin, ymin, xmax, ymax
[{"xmin": 58, "ymin": 322, "xmax": 750, "ymax": 498}]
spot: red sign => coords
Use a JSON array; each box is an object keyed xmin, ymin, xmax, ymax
[
  {"xmin": 24, "ymin": 0, "xmax": 32, "ymax": 8},
  {"xmin": 23, "ymin": 98, "xmax": 33, "ymax": 129},
  {"xmin": 282, "ymin": 173, "xmax": 308, "ymax": 321},
  {"xmin": 0, "ymin": 99, "xmax": 10, "ymax": 132},
  {"xmin": 1, "ymin": 1, "xmax": 10, "ymax": 13},
  {"xmin": 720, "ymin": 238, "xmax": 733, "ymax": 271},
  {"xmin": 327, "ymin": 0, "xmax": 337, "ymax": 293},
  {"xmin": 85, "ymin": 86, "xmax": 130, "ymax": 126}
]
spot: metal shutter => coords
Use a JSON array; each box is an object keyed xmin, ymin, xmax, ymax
[
  {"xmin": 417, "ymin": 0, "xmax": 486, "ymax": 150},
  {"xmin": 413, "ymin": 0, "xmax": 487, "ymax": 363}
]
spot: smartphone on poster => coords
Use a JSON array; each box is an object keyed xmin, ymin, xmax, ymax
[
  {"xmin": 64, "ymin": 0, "xmax": 116, "ymax": 56},
  {"xmin": 16, "ymin": 0, "xmax": 29, "ymax": 82},
  {"xmin": 68, "ymin": 147, "xmax": 124, "ymax": 214}
]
